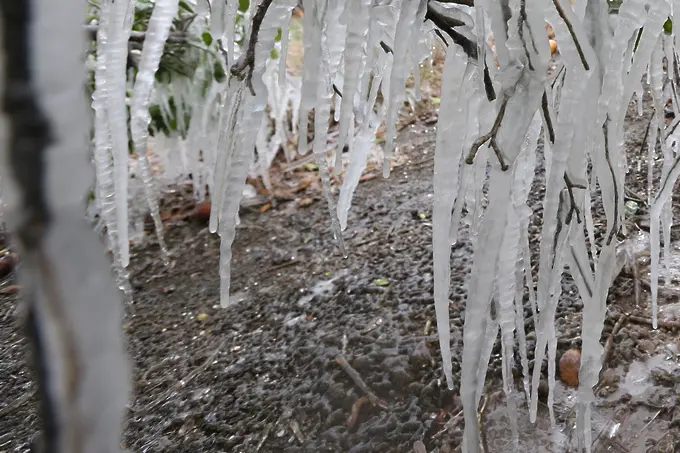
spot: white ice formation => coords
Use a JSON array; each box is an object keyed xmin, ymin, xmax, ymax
[{"xmin": 88, "ymin": 0, "xmax": 680, "ymax": 451}]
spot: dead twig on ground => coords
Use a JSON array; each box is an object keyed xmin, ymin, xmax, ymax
[
  {"xmin": 599, "ymin": 313, "xmax": 628, "ymax": 381},
  {"xmin": 627, "ymin": 314, "xmax": 680, "ymax": 330},
  {"xmin": 431, "ymin": 409, "xmax": 464, "ymax": 440},
  {"xmin": 347, "ymin": 396, "xmax": 372, "ymax": 429},
  {"xmin": 335, "ymin": 354, "xmax": 388, "ymax": 409}
]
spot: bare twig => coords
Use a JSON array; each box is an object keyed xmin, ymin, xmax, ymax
[
  {"xmin": 563, "ymin": 173, "xmax": 585, "ymax": 224},
  {"xmin": 551, "ymin": 0, "xmax": 590, "ymax": 71},
  {"xmin": 541, "ymin": 91, "xmax": 556, "ymax": 144},
  {"xmin": 230, "ymin": 0, "xmax": 274, "ymax": 95},
  {"xmin": 627, "ymin": 314, "xmax": 680, "ymax": 330},
  {"xmin": 478, "ymin": 394, "xmax": 489, "ymax": 453},
  {"xmin": 425, "ymin": 3, "xmax": 477, "ymax": 60},
  {"xmin": 466, "ymin": 93, "xmax": 511, "ymax": 171},
  {"xmin": 431, "ymin": 409, "xmax": 464, "ymax": 439},
  {"xmin": 335, "ymin": 354, "xmax": 388, "ymax": 408},
  {"xmin": 346, "ymin": 396, "xmax": 371, "ymax": 429},
  {"xmin": 600, "ymin": 313, "xmax": 628, "ymax": 378},
  {"xmin": 602, "ymin": 116, "xmax": 620, "ymax": 245}
]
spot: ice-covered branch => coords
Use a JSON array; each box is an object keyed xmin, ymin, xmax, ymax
[
  {"xmin": 84, "ymin": 24, "xmax": 189, "ymax": 43},
  {"xmin": 465, "ymin": 93, "xmax": 511, "ymax": 170},
  {"xmin": 230, "ymin": 0, "xmax": 275, "ymax": 95}
]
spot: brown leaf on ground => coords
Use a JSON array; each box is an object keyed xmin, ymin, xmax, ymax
[
  {"xmin": 298, "ymin": 198, "xmax": 314, "ymax": 208},
  {"xmin": 0, "ymin": 284, "xmax": 20, "ymax": 295},
  {"xmin": 260, "ymin": 203, "xmax": 273, "ymax": 213}
]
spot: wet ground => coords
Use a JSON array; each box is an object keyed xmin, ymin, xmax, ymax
[{"xmin": 2, "ymin": 98, "xmax": 680, "ymax": 453}]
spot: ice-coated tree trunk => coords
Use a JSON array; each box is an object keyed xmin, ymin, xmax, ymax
[{"xmin": 0, "ymin": 1, "xmax": 130, "ymax": 452}]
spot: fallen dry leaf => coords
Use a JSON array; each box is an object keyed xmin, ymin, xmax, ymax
[
  {"xmin": 260, "ymin": 203, "xmax": 273, "ymax": 213},
  {"xmin": 298, "ymin": 198, "xmax": 314, "ymax": 208},
  {"xmin": 0, "ymin": 284, "xmax": 20, "ymax": 295}
]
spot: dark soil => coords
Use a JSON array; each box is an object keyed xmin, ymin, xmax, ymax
[{"xmin": 2, "ymin": 98, "xmax": 680, "ymax": 453}]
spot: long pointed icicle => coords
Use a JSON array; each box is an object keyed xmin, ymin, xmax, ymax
[
  {"xmin": 129, "ymin": 0, "xmax": 179, "ymax": 263},
  {"xmin": 106, "ymin": 0, "xmax": 137, "ymax": 268},
  {"xmin": 432, "ymin": 47, "xmax": 470, "ymax": 389}
]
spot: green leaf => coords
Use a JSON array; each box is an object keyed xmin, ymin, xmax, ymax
[
  {"xmin": 375, "ymin": 278, "xmax": 390, "ymax": 287},
  {"xmin": 664, "ymin": 17, "xmax": 673, "ymax": 35},
  {"xmin": 214, "ymin": 61, "xmax": 226, "ymax": 83},
  {"xmin": 178, "ymin": 0, "xmax": 194, "ymax": 13},
  {"xmin": 202, "ymin": 32, "xmax": 213, "ymax": 46}
]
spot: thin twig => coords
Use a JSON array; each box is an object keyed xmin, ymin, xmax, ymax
[
  {"xmin": 346, "ymin": 396, "xmax": 371, "ymax": 429},
  {"xmin": 602, "ymin": 116, "xmax": 620, "ymax": 245},
  {"xmin": 600, "ymin": 313, "xmax": 628, "ymax": 378},
  {"xmin": 563, "ymin": 173, "xmax": 585, "ymax": 224},
  {"xmin": 431, "ymin": 409, "xmax": 464, "ymax": 439},
  {"xmin": 466, "ymin": 93, "xmax": 511, "ymax": 170},
  {"xmin": 627, "ymin": 314, "xmax": 680, "ymax": 330},
  {"xmin": 230, "ymin": 0, "xmax": 274, "ymax": 95},
  {"xmin": 478, "ymin": 394, "xmax": 489, "ymax": 453},
  {"xmin": 541, "ymin": 91, "xmax": 556, "ymax": 144},
  {"xmin": 551, "ymin": 0, "xmax": 590, "ymax": 71},
  {"xmin": 335, "ymin": 354, "xmax": 388, "ymax": 408}
]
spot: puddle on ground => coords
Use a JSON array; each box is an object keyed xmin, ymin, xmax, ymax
[{"xmin": 481, "ymin": 347, "xmax": 679, "ymax": 453}]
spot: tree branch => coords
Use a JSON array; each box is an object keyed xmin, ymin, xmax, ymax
[
  {"xmin": 466, "ymin": 93, "xmax": 511, "ymax": 170},
  {"xmin": 230, "ymin": 0, "xmax": 275, "ymax": 96},
  {"xmin": 551, "ymin": 0, "xmax": 590, "ymax": 71}
]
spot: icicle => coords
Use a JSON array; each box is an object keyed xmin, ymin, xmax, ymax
[
  {"xmin": 334, "ymin": 0, "xmax": 370, "ymax": 174},
  {"xmin": 337, "ymin": 115, "xmax": 378, "ymax": 230},
  {"xmin": 106, "ymin": 0, "xmax": 138, "ymax": 268},
  {"xmin": 224, "ymin": 0, "xmax": 239, "ymax": 67},
  {"xmin": 382, "ymin": 0, "xmax": 423, "ymax": 178},
  {"xmin": 278, "ymin": 10, "xmax": 292, "ymax": 89},
  {"xmin": 214, "ymin": 0, "xmax": 297, "ymax": 307},
  {"xmin": 432, "ymin": 47, "xmax": 471, "ymax": 389},
  {"xmin": 297, "ymin": 0, "xmax": 323, "ymax": 156},
  {"xmin": 129, "ymin": 0, "xmax": 179, "ymax": 264}
]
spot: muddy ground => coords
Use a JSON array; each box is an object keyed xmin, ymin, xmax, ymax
[{"xmin": 2, "ymin": 98, "xmax": 680, "ymax": 453}]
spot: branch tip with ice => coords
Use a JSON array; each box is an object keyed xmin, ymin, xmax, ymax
[
  {"xmin": 551, "ymin": 0, "xmax": 590, "ymax": 71},
  {"xmin": 563, "ymin": 173, "xmax": 585, "ymax": 224},
  {"xmin": 229, "ymin": 0, "xmax": 274, "ymax": 95},
  {"xmin": 602, "ymin": 115, "xmax": 620, "ymax": 245},
  {"xmin": 466, "ymin": 93, "xmax": 510, "ymax": 171}
]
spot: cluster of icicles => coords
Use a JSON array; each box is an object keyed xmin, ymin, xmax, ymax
[{"xmin": 92, "ymin": 0, "xmax": 680, "ymax": 451}]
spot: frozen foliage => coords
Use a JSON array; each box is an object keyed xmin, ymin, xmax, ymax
[{"xmin": 88, "ymin": 0, "xmax": 680, "ymax": 450}]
